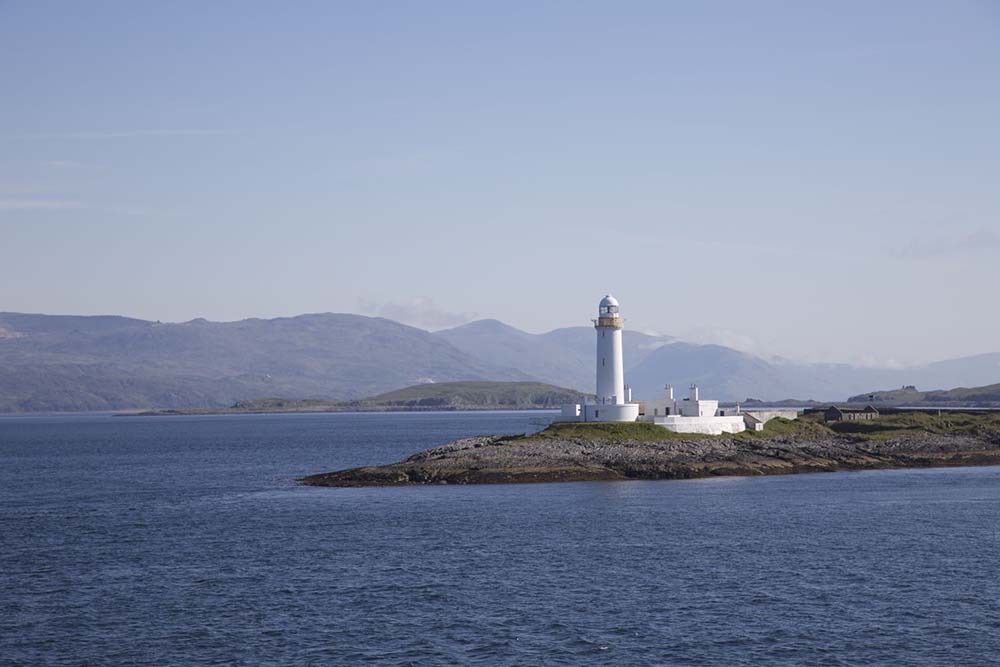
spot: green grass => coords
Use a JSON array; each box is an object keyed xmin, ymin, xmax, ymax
[
  {"xmin": 525, "ymin": 412, "xmax": 1000, "ymax": 445},
  {"xmin": 737, "ymin": 416, "xmax": 833, "ymax": 439},
  {"xmin": 365, "ymin": 381, "xmax": 585, "ymax": 408},
  {"xmin": 827, "ymin": 411, "xmax": 1000, "ymax": 440},
  {"xmin": 539, "ymin": 416, "xmax": 832, "ymax": 443},
  {"xmin": 530, "ymin": 421, "xmax": 704, "ymax": 442}
]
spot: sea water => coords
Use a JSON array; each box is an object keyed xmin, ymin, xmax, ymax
[{"xmin": 2, "ymin": 411, "xmax": 999, "ymax": 666}]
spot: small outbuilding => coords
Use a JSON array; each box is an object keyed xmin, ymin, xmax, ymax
[{"xmin": 824, "ymin": 405, "xmax": 880, "ymax": 422}]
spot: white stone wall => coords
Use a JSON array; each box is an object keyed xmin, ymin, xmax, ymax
[
  {"xmin": 647, "ymin": 415, "xmax": 746, "ymax": 435},
  {"xmin": 679, "ymin": 399, "xmax": 718, "ymax": 418},
  {"xmin": 643, "ymin": 397, "xmax": 723, "ymax": 419},
  {"xmin": 584, "ymin": 403, "xmax": 639, "ymax": 422},
  {"xmin": 561, "ymin": 404, "xmax": 582, "ymax": 419},
  {"xmin": 556, "ymin": 402, "xmax": 640, "ymax": 423},
  {"xmin": 743, "ymin": 409, "xmax": 799, "ymax": 423}
]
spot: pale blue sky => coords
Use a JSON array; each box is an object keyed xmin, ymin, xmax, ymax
[{"xmin": 2, "ymin": 1, "xmax": 998, "ymax": 366}]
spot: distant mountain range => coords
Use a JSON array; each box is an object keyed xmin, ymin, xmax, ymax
[
  {"xmin": 434, "ymin": 319, "xmax": 1000, "ymax": 405},
  {"xmin": 435, "ymin": 319, "xmax": 676, "ymax": 393},
  {"xmin": 0, "ymin": 312, "xmax": 526, "ymax": 412},
  {"xmin": 1, "ymin": 311, "xmax": 998, "ymax": 412}
]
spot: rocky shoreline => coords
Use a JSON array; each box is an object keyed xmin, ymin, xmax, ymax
[{"xmin": 299, "ymin": 418, "xmax": 1000, "ymax": 487}]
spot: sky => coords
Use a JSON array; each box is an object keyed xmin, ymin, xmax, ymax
[{"xmin": 1, "ymin": 1, "xmax": 998, "ymax": 368}]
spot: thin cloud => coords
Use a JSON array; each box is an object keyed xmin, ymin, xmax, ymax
[
  {"xmin": 0, "ymin": 198, "xmax": 83, "ymax": 211},
  {"xmin": 41, "ymin": 160, "xmax": 102, "ymax": 169},
  {"xmin": 5, "ymin": 129, "xmax": 239, "ymax": 140},
  {"xmin": 0, "ymin": 185, "xmax": 48, "ymax": 196},
  {"xmin": 889, "ymin": 228, "xmax": 1000, "ymax": 259},
  {"xmin": 358, "ymin": 297, "xmax": 478, "ymax": 331},
  {"xmin": 0, "ymin": 197, "xmax": 170, "ymax": 217},
  {"xmin": 676, "ymin": 326, "xmax": 768, "ymax": 357}
]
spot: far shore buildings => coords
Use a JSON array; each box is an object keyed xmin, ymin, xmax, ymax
[{"xmin": 558, "ymin": 295, "xmax": 797, "ymax": 435}]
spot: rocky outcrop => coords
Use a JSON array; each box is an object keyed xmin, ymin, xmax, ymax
[{"xmin": 299, "ymin": 429, "xmax": 1000, "ymax": 487}]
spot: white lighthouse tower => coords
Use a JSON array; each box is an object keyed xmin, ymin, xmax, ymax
[
  {"xmin": 595, "ymin": 294, "xmax": 625, "ymax": 405},
  {"xmin": 558, "ymin": 294, "xmax": 640, "ymax": 423}
]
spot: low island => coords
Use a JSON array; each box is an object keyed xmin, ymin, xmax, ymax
[
  {"xmin": 300, "ymin": 412, "xmax": 1000, "ymax": 487},
  {"xmin": 124, "ymin": 381, "xmax": 587, "ymax": 416}
]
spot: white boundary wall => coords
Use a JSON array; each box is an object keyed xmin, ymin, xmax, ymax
[
  {"xmin": 742, "ymin": 409, "xmax": 799, "ymax": 423},
  {"xmin": 557, "ymin": 403, "xmax": 640, "ymax": 423},
  {"xmin": 646, "ymin": 415, "xmax": 746, "ymax": 435}
]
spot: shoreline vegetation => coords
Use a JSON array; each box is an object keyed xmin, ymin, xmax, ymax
[{"xmin": 300, "ymin": 412, "xmax": 1000, "ymax": 487}]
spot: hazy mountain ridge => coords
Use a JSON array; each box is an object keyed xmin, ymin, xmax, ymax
[
  {"xmin": 435, "ymin": 319, "xmax": 1000, "ymax": 403},
  {"xmin": 434, "ymin": 319, "xmax": 674, "ymax": 392},
  {"xmin": 0, "ymin": 312, "xmax": 529, "ymax": 412},
  {"xmin": 0, "ymin": 311, "xmax": 997, "ymax": 412}
]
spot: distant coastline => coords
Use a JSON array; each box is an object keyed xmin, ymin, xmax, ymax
[
  {"xmin": 120, "ymin": 405, "xmax": 562, "ymax": 417},
  {"xmin": 119, "ymin": 381, "xmax": 587, "ymax": 417}
]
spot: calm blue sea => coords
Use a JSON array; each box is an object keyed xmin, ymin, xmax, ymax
[{"xmin": 2, "ymin": 411, "xmax": 999, "ymax": 666}]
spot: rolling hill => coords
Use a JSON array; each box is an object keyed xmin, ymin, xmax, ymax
[
  {"xmin": 361, "ymin": 380, "xmax": 585, "ymax": 409},
  {"xmin": 214, "ymin": 381, "xmax": 587, "ymax": 413}
]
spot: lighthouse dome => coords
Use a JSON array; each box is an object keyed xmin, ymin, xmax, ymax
[{"xmin": 598, "ymin": 294, "xmax": 620, "ymax": 316}]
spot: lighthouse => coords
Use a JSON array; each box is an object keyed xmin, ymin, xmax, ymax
[
  {"xmin": 556, "ymin": 294, "xmax": 763, "ymax": 433},
  {"xmin": 558, "ymin": 294, "xmax": 640, "ymax": 423},
  {"xmin": 595, "ymin": 294, "xmax": 625, "ymax": 405}
]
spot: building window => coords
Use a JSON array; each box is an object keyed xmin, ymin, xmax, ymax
[
  {"xmin": 595, "ymin": 410, "xmax": 599, "ymax": 418},
  {"xmin": 602, "ymin": 358, "xmax": 605, "ymax": 367}
]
